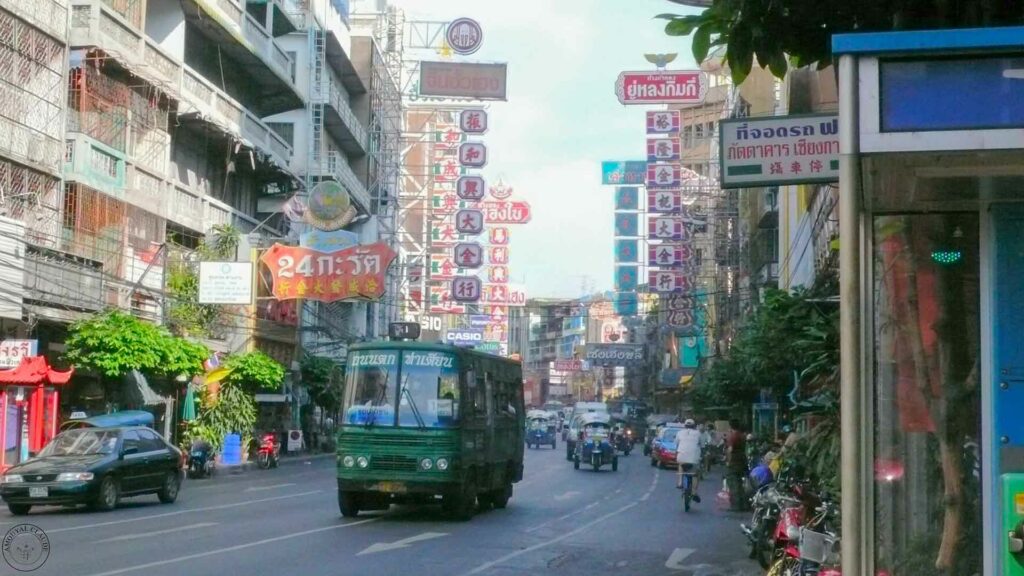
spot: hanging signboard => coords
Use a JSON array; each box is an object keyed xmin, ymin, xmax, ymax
[
  {"xmin": 646, "ymin": 162, "xmax": 682, "ymax": 188},
  {"xmin": 665, "ymin": 309, "xmax": 695, "ymax": 328},
  {"xmin": 452, "ymin": 276, "xmax": 482, "ymax": 302},
  {"xmin": 614, "ymin": 70, "xmax": 708, "ymax": 105},
  {"xmin": 488, "ymin": 226, "xmax": 510, "ymax": 245},
  {"xmin": 648, "ymin": 270, "xmax": 696, "ymax": 294},
  {"xmin": 300, "ymin": 229, "xmax": 360, "ymax": 253},
  {"xmin": 453, "ymin": 242, "xmax": 483, "ymax": 268},
  {"xmin": 0, "ymin": 340, "xmax": 37, "ymax": 369},
  {"xmin": 648, "ymin": 217, "xmax": 692, "ymax": 241},
  {"xmin": 455, "ymin": 209, "xmax": 485, "ymax": 234},
  {"xmin": 260, "ymin": 242, "xmax": 396, "ymax": 302},
  {"xmin": 459, "ymin": 108, "xmax": 488, "ymax": 134},
  {"xmin": 601, "ymin": 161, "xmax": 646, "ymax": 185},
  {"xmin": 487, "ymin": 265, "xmax": 509, "ymax": 284},
  {"xmin": 476, "ymin": 200, "xmax": 531, "ymax": 224},
  {"xmin": 613, "ymin": 292, "xmax": 638, "ymax": 316},
  {"xmin": 553, "ymin": 359, "xmax": 585, "ymax": 372},
  {"xmin": 615, "ymin": 265, "xmax": 638, "ymax": 291},
  {"xmin": 614, "ymin": 212, "xmax": 639, "ymax": 237},
  {"xmin": 614, "ymin": 187, "xmax": 639, "ymax": 210},
  {"xmin": 648, "ymin": 190, "xmax": 681, "ymax": 213},
  {"xmin": 647, "ymin": 110, "xmax": 681, "ymax": 134},
  {"xmin": 647, "ymin": 138, "xmax": 681, "ymax": 162},
  {"xmin": 457, "ymin": 176, "xmax": 486, "ymax": 200},
  {"xmin": 445, "ymin": 328, "xmax": 484, "ymax": 347},
  {"xmin": 648, "ymin": 245, "xmax": 694, "ymax": 267},
  {"xmin": 719, "ymin": 114, "xmax": 840, "ymax": 188},
  {"xmin": 615, "ymin": 239, "xmax": 639, "ymax": 263},
  {"xmin": 487, "ymin": 246, "xmax": 509, "ymax": 265},
  {"xmin": 433, "ymin": 158, "xmax": 466, "ymax": 182},
  {"xmin": 419, "ymin": 61, "xmax": 508, "ymax": 101},
  {"xmin": 430, "ymin": 222, "xmax": 471, "ymax": 246},
  {"xmin": 585, "ymin": 344, "xmax": 644, "ymax": 367},
  {"xmin": 429, "ymin": 254, "xmax": 466, "ymax": 280},
  {"xmin": 458, "ymin": 142, "xmax": 487, "ymax": 167},
  {"xmin": 665, "ymin": 294, "xmax": 696, "ymax": 311},
  {"xmin": 198, "ymin": 262, "xmax": 254, "ymax": 305}
]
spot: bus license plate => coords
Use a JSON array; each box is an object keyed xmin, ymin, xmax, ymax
[
  {"xmin": 29, "ymin": 487, "xmax": 47, "ymax": 498},
  {"xmin": 374, "ymin": 482, "xmax": 406, "ymax": 494}
]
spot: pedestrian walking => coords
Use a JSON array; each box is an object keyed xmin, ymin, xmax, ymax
[{"xmin": 725, "ymin": 419, "xmax": 749, "ymax": 511}]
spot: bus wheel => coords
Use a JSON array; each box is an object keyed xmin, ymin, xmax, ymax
[
  {"xmin": 491, "ymin": 483, "xmax": 512, "ymax": 509},
  {"xmin": 339, "ymin": 490, "xmax": 361, "ymax": 518},
  {"xmin": 447, "ymin": 479, "xmax": 476, "ymax": 521}
]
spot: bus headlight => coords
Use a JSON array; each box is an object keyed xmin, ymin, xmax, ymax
[
  {"xmin": 436, "ymin": 458, "xmax": 449, "ymax": 471},
  {"xmin": 420, "ymin": 458, "xmax": 433, "ymax": 470},
  {"xmin": 342, "ymin": 455, "xmax": 355, "ymax": 468},
  {"xmin": 357, "ymin": 456, "xmax": 369, "ymax": 469}
]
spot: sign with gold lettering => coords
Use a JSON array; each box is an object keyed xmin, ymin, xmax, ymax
[{"xmin": 259, "ymin": 242, "xmax": 396, "ymax": 302}]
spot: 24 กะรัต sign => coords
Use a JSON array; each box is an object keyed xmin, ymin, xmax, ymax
[{"xmin": 260, "ymin": 242, "xmax": 396, "ymax": 302}]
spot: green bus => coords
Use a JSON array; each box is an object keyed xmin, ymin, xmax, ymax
[{"xmin": 336, "ymin": 340, "xmax": 525, "ymax": 520}]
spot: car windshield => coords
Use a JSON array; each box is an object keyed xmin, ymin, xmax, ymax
[
  {"xmin": 398, "ymin": 351, "xmax": 460, "ymax": 428},
  {"xmin": 343, "ymin": 350, "xmax": 399, "ymax": 426},
  {"xmin": 38, "ymin": 429, "xmax": 119, "ymax": 456},
  {"xmin": 662, "ymin": 428, "xmax": 684, "ymax": 440}
]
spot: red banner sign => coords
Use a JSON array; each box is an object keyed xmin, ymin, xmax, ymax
[
  {"xmin": 473, "ymin": 200, "xmax": 532, "ymax": 224},
  {"xmin": 615, "ymin": 71, "xmax": 708, "ymax": 105},
  {"xmin": 553, "ymin": 359, "xmax": 584, "ymax": 372},
  {"xmin": 260, "ymin": 242, "xmax": 396, "ymax": 302}
]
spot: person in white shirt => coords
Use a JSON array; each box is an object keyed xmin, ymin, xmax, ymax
[{"xmin": 675, "ymin": 419, "xmax": 704, "ymax": 502}]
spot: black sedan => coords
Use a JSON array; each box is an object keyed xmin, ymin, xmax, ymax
[{"xmin": 0, "ymin": 426, "xmax": 183, "ymax": 515}]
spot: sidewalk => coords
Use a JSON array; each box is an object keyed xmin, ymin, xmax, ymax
[{"xmin": 217, "ymin": 450, "xmax": 335, "ymax": 474}]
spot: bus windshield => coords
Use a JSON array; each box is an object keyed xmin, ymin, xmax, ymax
[
  {"xmin": 344, "ymin": 350, "xmax": 399, "ymax": 426},
  {"xmin": 398, "ymin": 351, "xmax": 459, "ymax": 428}
]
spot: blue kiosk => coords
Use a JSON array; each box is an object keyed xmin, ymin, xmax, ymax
[{"xmin": 835, "ymin": 27, "xmax": 1024, "ymax": 576}]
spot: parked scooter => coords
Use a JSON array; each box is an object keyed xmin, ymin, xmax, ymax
[
  {"xmin": 256, "ymin": 432, "xmax": 280, "ymax": 469},
  {"xmin": 187, "ymin": 439, "xmax": 215, "ymax": 479}
]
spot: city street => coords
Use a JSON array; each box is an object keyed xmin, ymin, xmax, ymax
[{"xmin": 0, "ymin": 448, "xmax": 759, "ymax": 576}]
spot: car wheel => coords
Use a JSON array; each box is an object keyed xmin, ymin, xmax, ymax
[
  {"xmin": 338, "ymin": 490, "xmax": 361, "ymax": 518},
  {"xmin": 7, "ymin": 503, "xmax": 30, "ymax": 515},
  {"xmin": 93, "ymin": 476, "xmax": 120, "ymax": 511},
  {"xmin": 449, "ymin": 479, "xmax": 477, "ymax": 521},
  {"xmin": 158, "ymin": 471, "xmax": 181, "ymax": 504}
]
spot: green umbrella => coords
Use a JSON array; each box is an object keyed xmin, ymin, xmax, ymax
[{"xmin": 181, "ymin": 386, "xmax": 197, "ymax": 422}]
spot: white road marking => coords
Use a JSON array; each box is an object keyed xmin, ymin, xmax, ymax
[
  {"xmin": 665, "ymin": 547, "xmax": 696, "ymax": 570},
  {"xmin": 82, "ymin": 517, "xmax": 379, "ymax": 576},
  {"xmin": 47, "ymin": 490, "xmax": 322, "ymax": 533},
  {"xmin": 552, "ymin": 491, "xmax": 580, "ymax": 501},
  {"xmin": 640, "ymin": 470, "xmax": 660, "ymax": 501},
  {"xmin": 467, "ymin": 474, "xmax": 660, "ymax": 576},
  {"xmin": 96, "ymin": 523, "xmax": 218, "ymax": 544},
  {"xmin": 243, "ymin": 482, "xmax": 296, "ymax": 492},
  {"xmin": 356, "ymin": 532, "xmax": 448, "ymax": 556}
]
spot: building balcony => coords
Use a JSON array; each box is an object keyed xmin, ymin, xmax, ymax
[
  {"xmin": 309, "ymin": 151, "xmax": 371, "ymax": 213},
  {"xmin": 758, "ymin": 188, "xmax": 779, "ymax": 229},
  {"xmin": 69, "ymin": 1, "xmax": 296, "ymax": 177},
  {"xmin": 247, "ymin": 0, "xmax": 306, "ymax": 36},
  {"xmin": 314, "ymin": 72, "xmax": 369, "ymax": 155},
  {"xmin": 0, "ymin": 0, "xmax": 67, "ymax": 42},
  {"xmin": 180, "ymin": 0, "xmax": 302, "ymax": 113}
]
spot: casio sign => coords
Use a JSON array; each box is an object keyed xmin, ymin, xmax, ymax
[{"xmin": 446, "ymin": 330, "xmax": 482, "ymax": 345}]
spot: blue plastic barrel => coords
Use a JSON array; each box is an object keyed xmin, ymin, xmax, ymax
[{"xmin": 222, "ymin": 433, "xmax": 241, "ymax": 465}]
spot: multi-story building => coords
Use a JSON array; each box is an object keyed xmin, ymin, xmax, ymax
[{"xmin": 0, "ymin": 0, "xmax": 401, "ymax": 421}]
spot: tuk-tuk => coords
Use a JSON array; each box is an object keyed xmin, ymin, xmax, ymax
[
  {"xmin": 573, "ymin": 413, "xmax": 617, "ymax": 472},
  {"xmin": 59, "ymin": 410, "xmax": 155, "ymax": 432},
  {"xmin": 526, "ymin": 415, "xmax": 557, "ymax": 450}
]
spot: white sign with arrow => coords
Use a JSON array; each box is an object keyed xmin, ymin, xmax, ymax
[{"xmin": 357, "ymin": 532, "xmax": 448, "ymax": 556}]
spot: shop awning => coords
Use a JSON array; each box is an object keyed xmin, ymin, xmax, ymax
[{"xmin": 0, "ymin": 356, "xmax": 73, "ymax": 385}]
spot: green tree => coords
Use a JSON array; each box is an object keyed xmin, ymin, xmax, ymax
[
  {"xmin": 658, "ymin": 0, "xmax": 1024, "ymax": 84},
  {"xmin": 184, "ymin": 382, "xmax": 258, "ymax": 452},
  {"xmin": 222, "ymin": 351, "xmax": 285, "ymax": 394},
  {"xmin": 64, "ymin": 310, "xmax": 208, "ymax": 381},
  {"xmin": 301, "ymin": 355, "xmax": 342, "ymax": 415}
]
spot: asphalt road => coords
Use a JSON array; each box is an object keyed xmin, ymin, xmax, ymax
[{"xmin": 0, "ymin": 447, "xmax": 760, "ymax": 576}]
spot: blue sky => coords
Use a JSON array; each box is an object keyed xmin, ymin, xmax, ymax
[{"xmin": 390, "ymin": 0, "xmax": 699, "ymax": 299}]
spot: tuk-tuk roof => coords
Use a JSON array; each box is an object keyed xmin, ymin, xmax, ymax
[
  {"xmin": 577, "ymin": 412, "xmax": 611, "ymax": 426},
  {"xmin": 60, "ymin": 410, "xmax": 154, "ymax": 431}
]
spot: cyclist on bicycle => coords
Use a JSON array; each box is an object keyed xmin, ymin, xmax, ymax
[{"xmin": 675, "ymin": 419, "xmax": 704, "ymax": 503}]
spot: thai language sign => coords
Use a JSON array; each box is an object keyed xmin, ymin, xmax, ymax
[
  {"xmin": 419, "ymin": 61, "xmax": 508, "ymax": 100},
  {"xmin": 719, "ymin": 114, "xmax": 839, "ymax": 188},
  {"xmin": 601, "ymin": 161, "xmax": 646, "ymax": 185},
  {"xmin": 553, "ymin": 359, "xmax": 585, "ymax": 372},
  {"xmin": 586, "ymin": 344, "xmax": 644, "ymax": 367},
  {"xmin": 198, "ymin": 262, "xmax": 254, "ymax": 305},
  {"xmin": 0, "ymin": 339, "xmax": 37, "ymax": 369},
  {"xmin": 615, "ymin": 71, "xmax": 708, "ymax": 105},
  {"xmin": 260, "ymin": 242, "xmax": 396, "ymax": 302}
]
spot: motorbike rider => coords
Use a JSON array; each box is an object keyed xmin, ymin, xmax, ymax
[{"xmin": 674, "ymin": 419, "xmax": 704, "ymax": 502}]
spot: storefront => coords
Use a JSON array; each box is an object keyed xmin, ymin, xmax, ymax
[
  {"xmin": 0, "ymin": 356, "xmax": 73, "ymax": 471},
  {"xmin": 835, "ymin": 28, "xmax": 1024, "ymax": 576}
]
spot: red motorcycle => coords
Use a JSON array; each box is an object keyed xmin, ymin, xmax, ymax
[{"xmin": 256, "ymin": 433, "xmax": 280, "ymax": 469}]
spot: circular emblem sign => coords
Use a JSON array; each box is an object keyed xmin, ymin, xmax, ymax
[
  {"xmin": 446, "ymin": 18, "xmax": 482, "ymax": 55},
  {"xmin": 3, "ymin": 524, "xmax": 50, "ymax": 572},
  {"xmin": 305, "ymin": 181, "xmax": 355, "ymax": 232}
]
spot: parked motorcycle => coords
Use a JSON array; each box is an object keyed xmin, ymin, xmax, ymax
[
  {"xmin": 187, "ymin": 441, "xmax": 215, "ymax": 479},
  {"xmin": 741, "ymin": 465, "xmax": 816, "ymax": 569},
  {"xmin": 256, "ymin": 433, "xmax": 280, "ymax": 469}
]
